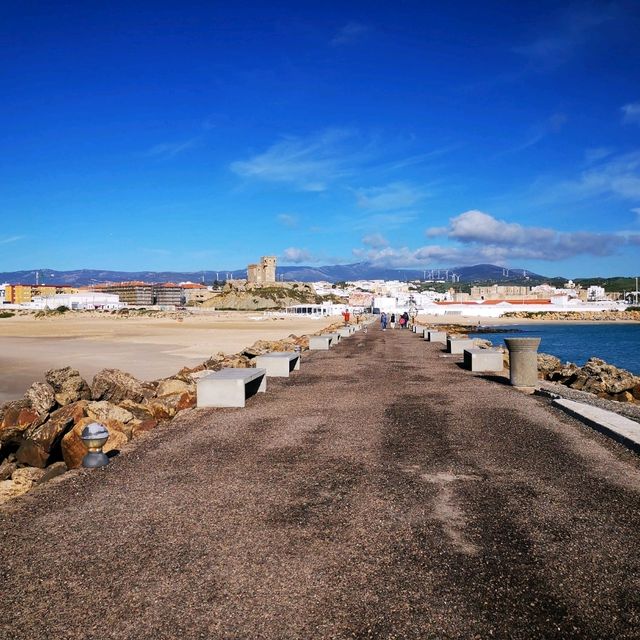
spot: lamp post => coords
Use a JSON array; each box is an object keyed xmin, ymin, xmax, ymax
[{"xmin": 81, "ymin": 423, "xmax": 110, "ymax": 468}]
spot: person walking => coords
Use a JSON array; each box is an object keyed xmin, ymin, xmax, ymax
[
  {"xmin": 390, "ymin": 313, "xmax": 396, "ymax": 329},
  {"xmin": 380, "ymin": 311, "xmax": 388, "ymax": 331},
  {"xmin": 401, "ymin": 311, "xmax": 409, "ymax": 329}
]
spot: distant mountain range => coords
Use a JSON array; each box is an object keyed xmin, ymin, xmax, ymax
[{"xmin": 0, "ymin": 263, "xmax": 549, "ymax": 285}]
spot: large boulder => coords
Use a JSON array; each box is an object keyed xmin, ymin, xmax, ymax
[
  {"xmin": 117, "ymin": 399, "xmax": 155, "ymax": 421},
  {"xmin": 61, "ymin": 417, "xmax": 129, "ymax": 469},
  {"xmin": 569, "ymin": 358, "xmax": 639, "ymax": 396},
  {"xmin": 537, "ymin": 353, "xmax": 562, "ymax": 379},
  {"xmin": 37, "ymin": 461, "xmax": 68, "ymax": 484},
  {"xmin": 0, "ymin": 457, "xmax": 18, "ymax": 481},
  {"xmin": 91, "ymin": 368, "xmax": 145, "ymax": 404},
  {"xmin": 131, "ymin": 419, "xmax": 159, "ymax": 439},
  {"xmin": 15, "ymin": 401, "xmax": 88, "ymax": 468},
  {"xmin": 173, "ymin": 364, "xmax": 206, "ymax": 383},
  {"xmin": 147, "ymin": 391, "xmax": 196, "ymax": 420},
  {"xmin": 0, "ymin": 467, "xmax": 45, "ymax": 504},
  {"xmin": 155, "ymin": 378, "xmax": 192, "ymax": 398},
  {"xmin": 46, "ymin": 367, "xmax": 91, "ymax": 406},
  {"xmin": 86, "ymin": 401, "xmax": 134, "ymax": 424},
  {"xmin": 0, "ymin": 401, "xmax": 43, "ymax": 448},
  {"xmin": 24, "ymin": 381, "xmax": 56, "ymax": 416}
]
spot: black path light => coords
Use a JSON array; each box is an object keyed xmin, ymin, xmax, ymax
[{"xmin": 81, "ymin": 422, "xmax": 110, "ymax": 468}]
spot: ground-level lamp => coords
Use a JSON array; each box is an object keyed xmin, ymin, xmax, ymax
[{"xmin": 81, "ymin": 422, "xmax": 110, "ymax": 468}]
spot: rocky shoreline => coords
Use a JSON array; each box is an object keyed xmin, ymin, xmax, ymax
[
  {"xmin": 457, "ymin": 326, "xmax": 640, "ymax": 406},
  {"xmin": 0, "ymin": 320, "xmax": 346, "ymax": 505}
]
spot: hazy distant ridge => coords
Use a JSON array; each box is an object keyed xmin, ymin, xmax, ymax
[{"xmin": 0, "ymin": 263, "xmax": 549, "ymax": 285}]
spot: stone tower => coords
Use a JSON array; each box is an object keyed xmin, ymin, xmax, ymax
[
  {"xmin": 247, "ymin": 256, "xmax": 277, "ymax": 284},
  {"xmin": 262, "ymin": 256, "xmax": 276, "ymax": 283}
]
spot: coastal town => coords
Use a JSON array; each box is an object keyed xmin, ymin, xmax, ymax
[{"xmin": 1, "ymin": 255, "xmax": 638, "ymax": 319}]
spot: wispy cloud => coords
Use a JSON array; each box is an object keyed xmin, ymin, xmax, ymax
[
  {"xmin": 632, "ymin": 207, "xmax": 640, "ymax": 221},
  {"xmin": 622, "ymin": 102, "xmax": 640, "ymax": 125},
  {"xmin": 585, "ymin": 147, "xmax": 613, "ymax": 164},
  {"xmin": 281, "ymin": 247, "xmax": 313, "ymax": 263},
  {"xmin": 354, "ymin": 182, "xmax": 425, "ymax": 211},
  {"xmin": 556, "ymin": 150, "xmax": 640, "ymax": 201},
  {"xmin": 143, "ymin": 138, "xmax": 200, "ymax": 159},
  {"xmin": 514, "ymin": 5, "xmax": 615, "ymax": 68},
  {"xmin": 231, "ymin": 129, "xmax": 458, "ymax": 196},
  {"xmin": 330, "ymin": 22, "xmax": 370, "ymax": 47},
  {"xmin": 0, "ymin": 235, "xmax": 24, "ymax": 245},
  {"xmin": 230, "ymin": 129, "xmax": 363, "ymax": 191},
  {"xmin": 501, "ymin": 113, "xmax": 567, "ymax": 154},
  {"xmin": 276, "ymin": 213, "xmax": 298, "ymax": 228},
  {"xmin": 362, "ymin": 233, "xmax": 388, "ymax": 248}
]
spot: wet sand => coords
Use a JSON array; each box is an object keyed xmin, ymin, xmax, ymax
[{"xmin": 0, "ymin": 312, "xmax": 334, "ymax": 403}]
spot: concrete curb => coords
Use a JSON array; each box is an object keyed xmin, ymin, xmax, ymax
[{"xmin": 546, "ymin": 395, "xmax": 640, "ymax": 453}]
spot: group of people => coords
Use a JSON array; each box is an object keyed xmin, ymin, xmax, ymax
[{"xmin": 380, "ymin": 311, "xmax": 410, "ymax": 331}]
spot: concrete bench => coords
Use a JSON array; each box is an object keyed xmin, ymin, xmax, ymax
[
  {"xmin": 447, "ymin": 337, "xmax": 475, "ymax": 354},
  {"xmin": 323, "ymin": 332, "xmax": 341, "ymax": 343},
  {"xmin": 337, "ymin": 327, "xmax": 352, "ymax": 338},
  {"xmin": 197, "ymin": 367, "xmax": 267, "ymax": 408},
  {"xmin": 463, "ymin": 348, "xmax": 504, "ymax": 372},
  {"xmin": 309, "ymin": 335, "xmax": 333, "ymax": 350},
  {"xmin": 426, "ymin": 330, "xmax": 447, "ymax": 343},
  {"xmin": 254, "ymin": 352, "xmax": 301, "ymax": 377}
]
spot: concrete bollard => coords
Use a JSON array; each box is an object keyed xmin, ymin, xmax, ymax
[{"xmin": 504, "ymin": 337, "xmax": 541, "ymax": 390}]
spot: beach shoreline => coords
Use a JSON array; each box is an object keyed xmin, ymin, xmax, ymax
[{"xmin": 0, "ymin": 311, "xmax": 336, "ymax": 403}]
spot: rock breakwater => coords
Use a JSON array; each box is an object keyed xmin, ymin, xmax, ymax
[{"xmin": 0, "ymin": 320, "xmax": 344, "ymax": 505}]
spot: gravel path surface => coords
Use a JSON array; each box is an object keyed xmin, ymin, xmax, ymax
[{"xmin": 2, "ymin": 325, "xmax": 640, "ymax": 639}]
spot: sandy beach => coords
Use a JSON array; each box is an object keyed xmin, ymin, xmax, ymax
[{"xmin": 0, "ymin": 311, "xmax": 335, "ymax": 403}]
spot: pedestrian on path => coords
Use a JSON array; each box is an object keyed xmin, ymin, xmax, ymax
[
  {"xmin": 390, "ymin": 313, "xmax": 396, "ymax": 329},
  {"xmin": 380, "ymin": 312, "xmax": 388, "ymax": 331},
  {"xmin": 401, "ymin": 311, "xmax": 409, "ymax": 329}
]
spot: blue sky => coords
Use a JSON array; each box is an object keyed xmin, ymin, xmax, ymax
[{"xmin": 1, "ymin": 1, "xmax": 640, "ymax": 277}]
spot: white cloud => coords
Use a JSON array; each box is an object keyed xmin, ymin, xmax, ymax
[
  {"xmin": 330, "ymin": 22, "xmax": 370, "ymax": 46},
  {"xmin": 354, "ymin": 209, "xmax": 634, "ymax": 268},
  {"xmin": 355, "ymin": 182, "xmax": 425, "ymax": 211},
  {"xmin": 0, "ymin": 235, "xmax": 24, "ymax": 245},
  {"xmin": 362, "ymin": 233, "xmax": 388, "ymax": 248},
  {"xmin": 632, "ymin": 207, "xmax": 640, "ymax": 221},
  {"xmin": 281, "ymin": 247, "xmax": 313, "ymax": 263},
  {"xmin": 547, "ymin": 150, "xmax": 640, "ymax": 203},
  {"xmin": 514, "ymin": 5, "xmax": 615, "ymax": 67},
  {"xmin": 230, "ymin": 129, "xmax": 361, "ymax": 192},
  {"xmin": 445, "ymin": 210, "xmax": 620, "ymax": 259},
  {"xmin": 143, "ymin": 138, "xmax": 199, "ymax": 159},
  {"xmin": 276, "ymin": 213, "xmax": 298, "ymax": 228},
  {"xmin": 585, "ymin": 147, "xmax": 613, "ymax": 164},
  {"xmin": 622, "ymin": 102, "xmax": 640, "ymax": 125}
]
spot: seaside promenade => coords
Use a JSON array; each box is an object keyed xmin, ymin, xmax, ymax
[{"xmin": 1, "ymin": 325, "xmax": 639, "ymax": 639}]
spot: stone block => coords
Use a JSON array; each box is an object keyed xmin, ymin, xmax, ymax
[
  {"xmin": 447, "ymin": 338, "xmax": 475, "ymax": 354},
  {"xmin": 309, "ymin": 336, "xmax": 332, "ymax": 350},
  {"xmin": 196, "ymin": 368, "xmax": 267, "ymax": 408},
  {"xmin": 463, "ymin": 348, "xmax": 504, "ymax": 372},
  {"xmin": 254, "ymin": 352, "xmax": 301, "ymax": 377}
]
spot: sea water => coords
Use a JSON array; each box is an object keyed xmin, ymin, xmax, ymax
[{"xmin": 470, "ymin": 323, "xmax": 640, "ymax": 375}]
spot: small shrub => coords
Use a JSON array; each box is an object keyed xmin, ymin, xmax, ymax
[{"xmin": 0, "ymin": 311, "xmax": 15, "ymax": 318}]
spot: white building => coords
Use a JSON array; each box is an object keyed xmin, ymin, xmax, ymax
[
  {"xmin": 29, "ymin": 292, "xmax": 124, "ymax": 310},
  {"xmin": 587, "ymin": 285, "xmax": 607, "ymax": 301}
]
